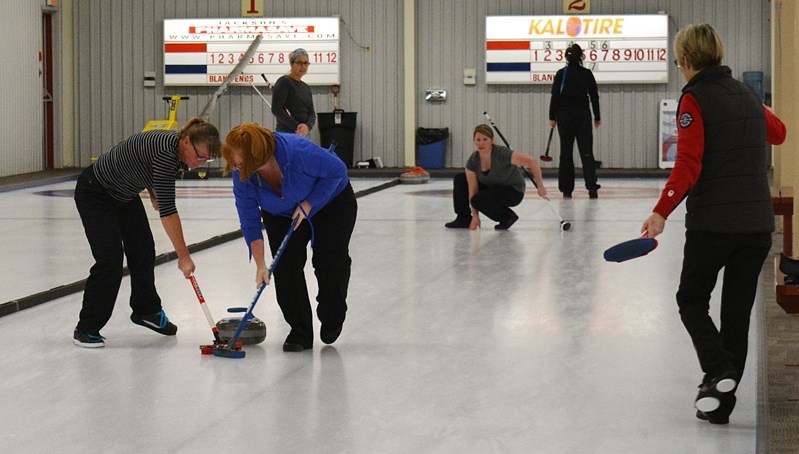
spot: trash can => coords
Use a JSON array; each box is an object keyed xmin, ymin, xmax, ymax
[
  {"xmin": 742, "ymin": 71, "xmax": 764, "ymax": 101},
  {"xmin": 318, "ymin": 109, "xmax": 357, "ymax": 167},
  {"xmin": 416, "ymin": 127, "xmax": 449, "ymax": 169}
]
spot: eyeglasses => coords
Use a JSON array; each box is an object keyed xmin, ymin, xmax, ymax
[
  {"xmin": 190, "ymin": 139, "xmax": 213, "ymax": 163},
  {"xmin": 292, "ymin": 61, "xmax": 311, "ymax": 66},
  {"xmin": 673, "ymin": 59, "xmax": 681, "ymax": 68}
]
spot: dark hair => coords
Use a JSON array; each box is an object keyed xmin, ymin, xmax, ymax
[
  {"xmin": 179, "ymin": 117, "xmax": 221, "ymax": 158},
  {"xmin": 565, "ymin": 44, "xmax": 584, "ymax": 66}
]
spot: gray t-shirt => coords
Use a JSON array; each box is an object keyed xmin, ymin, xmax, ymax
[{"xmin": 465, "ymin": 145, "xmax": 525, "ymax": 193}]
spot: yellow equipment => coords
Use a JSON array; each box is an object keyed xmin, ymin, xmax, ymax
[{"xmin": 143, "ymin": 95, "xmax": 189, "ymax": 131}]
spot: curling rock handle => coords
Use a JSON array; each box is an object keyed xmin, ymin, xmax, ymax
[{"xmin": 216, "ymin": 316, "xmax": 266, "ymax": 345}]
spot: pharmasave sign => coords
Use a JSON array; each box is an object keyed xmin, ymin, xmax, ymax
[
  {"xmin": 163, "ymin": 17, "xmax": 340, "ymax": 86},
  {"xmin": 486, "ymin": 14, "xmax": 669, "ymax": 84}
]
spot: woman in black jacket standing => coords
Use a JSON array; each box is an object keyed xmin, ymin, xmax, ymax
[{"xmin": 548, "ymin": 43, "xmax": 601, "ymax": 199}]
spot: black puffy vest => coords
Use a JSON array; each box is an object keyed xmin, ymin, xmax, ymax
[{"xmin": 680, "ymin": 66, "xmax": 773, "ymax": 233}]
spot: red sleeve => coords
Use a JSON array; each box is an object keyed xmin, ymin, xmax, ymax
[
  {"xmin": 652, "ymin": 93, "xmax": 704, "ymax": 219},
  {"xmin": 765, "ymin": 106, "xmax": 787, "ymax": 145}
]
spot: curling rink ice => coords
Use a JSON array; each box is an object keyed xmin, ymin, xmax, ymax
[{"xmin": 0, "ymin": 176, "xmax": 761, "ymax": 453}]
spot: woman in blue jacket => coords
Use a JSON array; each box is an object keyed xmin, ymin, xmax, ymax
[{"xmin": 222, "ymin": 123, "xmax": 357, "ymax": 352}]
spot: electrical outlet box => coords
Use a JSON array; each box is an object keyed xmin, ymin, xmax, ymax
[{"xmin": 463, "ymin": 68, "xmax": 476, "ymax": 85}]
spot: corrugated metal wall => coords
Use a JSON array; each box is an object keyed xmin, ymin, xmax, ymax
[
  {"xmin": 0, "ymin": 0, "xmax": 772, "ymax": 177},
  {"xmin": 70, "ymin": 0, "xmax": 405, "ymax": 169},
  {"xmin": 0, "ymin": 1, "xmax": 44, "ymax": 177},
  {"xmin": 417, "ymin": 0, "xmax": 771, "ymax": 169}
]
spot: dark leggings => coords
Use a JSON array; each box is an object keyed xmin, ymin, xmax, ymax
[
  {"xmin": 262, "ymin": 184, "xmax": 357, "ymax": 346},
  {"xmin": 74, "ymin": 165, "xmax": 162, "ymax": 332},
  {"xmin": 450, "ymin": 172, "xmax": 523, "ymax": 222},
  {"xmin": 676, "ymin": 229, "xmax": 771, "ymax": 383},
  {"xmin": 557, "ymin": 110, "xmax": 599, "ymax": 194}
]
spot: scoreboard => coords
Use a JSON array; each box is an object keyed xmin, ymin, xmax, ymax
[
  {"xmin": 163, "ymin": 17, "xmax": 340, "ymax": 86},
  {"xmin": 486, "ymin": 15, "xmax": 669, "ymax": 84}
]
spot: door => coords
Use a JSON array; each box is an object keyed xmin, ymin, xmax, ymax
[{"xmin": 42, "ymin": 12, "xmax": 54, "ymax": 169}]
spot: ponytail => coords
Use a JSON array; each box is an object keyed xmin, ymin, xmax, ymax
[{"xmin": 179, "ymin": 117, "xmax": 221, "ymax": 158}]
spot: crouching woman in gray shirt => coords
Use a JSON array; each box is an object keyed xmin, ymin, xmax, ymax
[{"xmin": 446, "ymin": 124, "xmax": 548, "ymax": 230}]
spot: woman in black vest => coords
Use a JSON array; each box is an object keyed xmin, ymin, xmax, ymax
[
  {"xmin": 641, "ymin": 24, "xmax": 786, "ymax": 424},
  {"xmin": 548, "ymin": 43, "xmax": 601, "ymax": 198}
]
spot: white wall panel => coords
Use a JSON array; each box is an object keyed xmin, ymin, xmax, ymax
[{"xmin": 0, "ymin": 1, "xmax": 43, "ymax": 177}]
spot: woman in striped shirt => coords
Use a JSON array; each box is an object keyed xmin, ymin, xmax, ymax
[{"xmin": 72, "ymin": 118, "xmax": 221, "ymax": 348}]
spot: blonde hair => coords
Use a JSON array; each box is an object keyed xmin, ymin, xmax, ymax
[
  {"xmin": 179, "ymin": 117, "xmax": 221, "ymax": 158},
  {"xmin": 473, "ymin": 124, "xmax": 495, "ymax": 141},
  {"xmin": 221, "ymin": 123, "xmax": 276, "ymax": 182},
  {"xmin": 674, "ymin": 23, "xmax": 724, "ymax": 71}
]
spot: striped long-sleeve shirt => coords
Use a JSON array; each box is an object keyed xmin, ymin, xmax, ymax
[{"xmin": 93, "ymin": 130, "xmax": 181, "ymax": 217}]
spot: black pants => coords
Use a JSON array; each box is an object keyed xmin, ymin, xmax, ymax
[
  {"xmin": 557, "ymin": 110, "xmax": 599, "ymax": 194},
  {"xmin": 262, "ymin": 183, "xmax": 357, "ymax": 346},
  {"xmin": 451, "ymin": 172, "xmax": 523, "ymax": 223},
  {"xmin": 676, "ymin": 230, "xmax": 771, "ymax": 383},
  {"xmin": 74, "ymin": 165, "xmax": 162, "ymax": 332}
]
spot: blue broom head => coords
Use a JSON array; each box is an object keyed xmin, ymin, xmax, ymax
[
  {"xmin": 212, "ymin": 346, "xmax": 246, "ymax": 359},
  {"xmin": 603, "ymin": 237, "xmax": 658, "ymax": 262}
]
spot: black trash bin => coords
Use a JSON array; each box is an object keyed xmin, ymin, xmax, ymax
[
  {"xmin": 318, "ymin": 109, "xmax": 357, "ymax": 167},
  {"xmin": 416, "ymin": 127, "xmax": 449, "ymax": 169}
]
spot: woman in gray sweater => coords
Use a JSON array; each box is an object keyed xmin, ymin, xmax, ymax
[{"xmin": 271, "ymin": 48, "xmax": 316, "ymax": 136}]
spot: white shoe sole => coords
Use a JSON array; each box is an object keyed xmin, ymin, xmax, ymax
[
  {"xmin": 695, "ymin": 396, "xmax": 720, "ymax": 412},
  {"xmin": 73, "ymin": 338, "xmax": 105, "ymax": 348},
  {"xmin": 715, "ymin": 378, "xmax": 737, "ymax": 393},
  {"xmin": 695, "ymin": 378, "xmax": 737, "ymax": 412}
]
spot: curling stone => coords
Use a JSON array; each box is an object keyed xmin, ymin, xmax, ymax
[
  {"xmin": 399, "ymin": 166, "xmax": 430, "ymax": 184},
  {"xmin": 215, "ymin": 308, "xmax": 266, "ymax": 345}
]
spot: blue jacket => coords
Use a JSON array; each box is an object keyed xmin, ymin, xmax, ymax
[{"xmin": 232, "ymin": 132, "xmax": 348, "ymax": 246}]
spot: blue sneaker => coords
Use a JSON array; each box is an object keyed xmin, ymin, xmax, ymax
[
  {"xmin": 73, "ymin": 328, "xmax": 105, "ymax": 348},
  {"xmin": 130, "ymin": 309, "xmax": 178, "ymax": 336}
]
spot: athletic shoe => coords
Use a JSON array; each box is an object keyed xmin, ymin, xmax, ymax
[
  {"xmin": 696, "ymin": 394, "xmax": 736, "ymax": 425},
  {"xmin": 695, "ymin": 371, "xmax": 738, "ymax": 412},
  {"xmin": 283, "ymin": 333, "xmax": 312, "ymax": 352},
  {"xmin": 73, "ymin": 328, "xmax": 105, "ymax": 348},
  {"xmin": 282, "ymin": 341, "xmax": 313, "ymax": 352},
  {"xmin": 130, "ymin": 309, "xmax": 178, "ymax": 336},
  {"xmin": 445, "ymin": 217, "xmax": 471, "ymax": 229},
  {"xmin": 494, "ymin": 212, "xmax": 519, "ymax": 230},
  {"xmin": 320, "ymin": 323, "xmax": 343, "ymax": 344}
]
